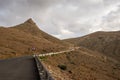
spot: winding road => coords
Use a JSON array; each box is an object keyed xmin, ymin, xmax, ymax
[
  {"xmin": 0, "ymin": 47, "xmax": 118, "ymax": 80},
  {"xmin": 0, "ymin": 47, "xmax": 79, "ymax": 80}
]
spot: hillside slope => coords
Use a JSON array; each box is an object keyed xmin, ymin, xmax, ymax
[
  {"xmin": 0, "ymin": 19, "xmax": 69, "ymax": 59},
  {"xmin": 64, "ymin": 31, "xmax": 120, "ymax": 62},
  {"xmin": 42, "ymin": 47, "xmax": 120, "ymax": 80},
  {"xmin": 13, "ymin": 19, "xmax": 68, "ymax": 46}
]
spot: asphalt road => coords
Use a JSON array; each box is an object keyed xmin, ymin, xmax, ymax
[{"xmin": 0, "ymin": 56, "xmax": 40, "ymax": 80}]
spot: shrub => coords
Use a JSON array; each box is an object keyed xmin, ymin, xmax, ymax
[
  {"xmin": 58, "ymin": 64, "xmax": 67, "ymax": 70},
  {"xmin": 39, "ymin": 56, "xmax": 47, "ymax": 61},
  {"xmin": 51, "ymin": 54, "xmax": 57, "ymax": 57},
  {"xmin": 42, "ymin": 49, "xmax": 47, "ymax": 53},
  {"xmin": 11, "ymin": 51, "xmax": 16, "ymax": 54},
  {"xmin": 68, "ymin": 70, "xmax": 72, "ymax": 74}
]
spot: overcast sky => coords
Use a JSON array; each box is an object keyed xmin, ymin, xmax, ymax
[{"xmin": 0, "ymin": 0, "xmax": 120, "ymax": 39}]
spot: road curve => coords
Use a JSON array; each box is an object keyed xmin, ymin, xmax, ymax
[
  {"xmin": 37, "ymin": 47, "xmax": 80, "ymax": 57},
  {"xmin": 38, "ymin": 49, "xmax": 76, "ymax": 57},
  {"xmin": 0, "ymin": 56, "xmax": 40, "ymax": 80}
]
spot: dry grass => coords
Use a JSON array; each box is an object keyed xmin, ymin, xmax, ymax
[
  {"xmin": 63, "ymin": 31, "xmax": 120, "ymax": 62},
  {"xmin": 0, "ymin": 19, "xmax": 70, "ymax": 59},
  {"xmin": 42, "ymin": 48, "xmax": 120, "ymax": 80}
]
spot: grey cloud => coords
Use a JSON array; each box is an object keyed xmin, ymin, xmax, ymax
[
  {"xmin": 0, "ymin": 0, "xmax": 120, "ymax": 39},
  {"xmin": 100, "ymin": 6, "xmax": 120, "ymax": 31}
]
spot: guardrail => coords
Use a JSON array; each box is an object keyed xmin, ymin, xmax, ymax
[{"xmin": 34, "ymin": 56, "xmax": 54, "ymax": 80}]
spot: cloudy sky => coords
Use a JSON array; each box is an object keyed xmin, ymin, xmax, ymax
[{"xmin": 0, "ymin": 0, "xmax": 120, "ymax": 39}]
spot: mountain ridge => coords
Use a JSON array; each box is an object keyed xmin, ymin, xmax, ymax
[
  {"xmin": 63, "ymin": 31, "xmax": 120, "ymax": 62},
  {"xmin": 0, "ymin": 18, "xmax": 70, "ymax": 59}
]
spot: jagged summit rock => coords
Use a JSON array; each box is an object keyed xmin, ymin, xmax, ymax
[
  {"xmin": 24, "ymin": 18, "xmax": 35, "ymax": 24},
  {"xmin": 12, "ymin": 18, "xmax": 40, "ymax": 36}
]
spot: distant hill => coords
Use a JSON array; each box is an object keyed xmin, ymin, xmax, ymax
[
  {"xmin": 0, "ymin": 18, "xmax": 70, "ymax": 59},
  {"xmin": 64, "ymin": 31, "xmax": 120, "ymax": 62}
]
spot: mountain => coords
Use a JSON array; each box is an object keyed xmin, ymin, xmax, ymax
[
  {"xmin": 13, "ymin": 18, "xmax": 65, "ymax": 44},
  {"xmin": 64, "ymin": 31, "xmax": 120, "ymax": 62},
  {"xmin": 0, "ymin": 18, "xmax": 70, "ymax": 59}
]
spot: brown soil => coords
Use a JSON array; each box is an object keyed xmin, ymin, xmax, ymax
[
  {"xmin": 42, "ymin": 47, "xmax": 120, "ymax": 80},
  {"xmin": 64, "ymin": 31, "xmax": 120, "ymax": 62},
  {"xmin": 0, "ymin": 18, "xmax": 70, "ymax": 59}
]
